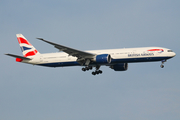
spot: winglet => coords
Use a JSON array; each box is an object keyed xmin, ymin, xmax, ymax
[{"xmin": 36, "ymin": 38, "xmax": 44, "ymax": 40}]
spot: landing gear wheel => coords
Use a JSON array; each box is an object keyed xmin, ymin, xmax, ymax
[
  {"xmin": 92, "ymin": 72, "xmax": 96, "ymax": 75},
  {"xmin": 82, "ymin": 68, "xmax": 86, "ymax": 71},
  {"xmin": 160, "ymin": 65, "xmax": 164, "ymax": 68},
  {"xmin": 91, "ymin": 65, "xmax": 103, "ymax": 75},
  {"xmin": 91, "ymin": 70, "xmax": 103, "ymax": 75},
  {"xmin": 160, "ymin": 60, "xmax": 166, "ymax": 68}
]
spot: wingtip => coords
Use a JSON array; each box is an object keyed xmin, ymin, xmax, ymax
[{"xmin": 37, "ymin": 38, "xmax": 44, "ymax": 40}]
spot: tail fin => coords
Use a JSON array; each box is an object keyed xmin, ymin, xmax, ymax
[{"xmin": 16, "ymin": 34, "xmax": 40, "ymax": 57}]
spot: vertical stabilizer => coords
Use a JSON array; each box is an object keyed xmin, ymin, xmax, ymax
[{"xmin": 16, "ymin": 34, "xmax": 40, "ymax": 57}]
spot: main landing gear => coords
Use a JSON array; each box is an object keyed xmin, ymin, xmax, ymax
[
  {"xmin": 92, "ymin": 65, "xmax": 102, "ymax": 75},
  {"xmin": 92, "ymin": 70, "xmax": 102, "ymax": 75},
  {"xmin": 160, "ymin": 60, "xmax": 166, "ymax": 68},
  {"xmin": 82, "ymin": 66, "xmax": 92, "ymax": 71},
  {"xmin": 82, "ymin": 65, "xmax": 103, "ymax": 75}
]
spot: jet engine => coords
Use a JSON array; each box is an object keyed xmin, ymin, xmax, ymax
[
  {"xmin": 93, "ymin": 54, "xmax": 111, "ymax": 64},
  {"xmin": 110, "ymin": 63, "xmax": 128, "ymax": 71}
]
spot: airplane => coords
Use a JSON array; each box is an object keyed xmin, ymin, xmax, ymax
[{"xmin": 5, "ymin": 34, "xmax": 176, "ymax": 75}]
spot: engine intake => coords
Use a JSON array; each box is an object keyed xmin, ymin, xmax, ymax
[
  {"xmin": 110, "ymin": 63, "xmax": 128, "ymax": 71},
  {"xmin": 94, "ymin": 54, "xmax": 111, "ymax": 64}
]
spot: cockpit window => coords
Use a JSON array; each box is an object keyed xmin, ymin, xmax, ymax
[{"xmin": 168, "ymin": 50, "xmax": 173, "ymax": 52}]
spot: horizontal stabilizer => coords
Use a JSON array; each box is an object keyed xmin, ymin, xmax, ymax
[{"xmin": 5, "ymin": 53, "xmax": 32, "ymax": 60}]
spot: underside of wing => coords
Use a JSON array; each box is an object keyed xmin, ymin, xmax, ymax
[{"xmin": 37, "ymin": 38, "xmax": 95, "ymax": 59}]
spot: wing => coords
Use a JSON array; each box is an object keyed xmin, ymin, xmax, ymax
[
  {"xmin": 5, "ymin": 53, "xmax": 32, "ymax": 60},
  {"xmin": 37, "ymin": 38, "xmax": 95, "ymax": 59}
]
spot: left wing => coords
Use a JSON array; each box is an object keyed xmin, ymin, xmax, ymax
[{"xmin": 37, "ymin": 38, "xmax": 95, "ymax": 59}]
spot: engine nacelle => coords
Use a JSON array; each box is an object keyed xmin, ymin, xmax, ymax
[
  {"xmin": 110, "ymin": 63, "xmax": 128, "ymax": 71},
  {"xmin": 93, "ymin": 54, "xmax": 111, "ymax": 64}
]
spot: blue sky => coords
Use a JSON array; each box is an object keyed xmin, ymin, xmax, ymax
[{"xmin": 1, "ymin": 0, "xmax": 180, "ymax": 120}]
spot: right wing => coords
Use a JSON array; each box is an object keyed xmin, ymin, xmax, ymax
[{"xmin": 37, "ymin": 38, "xmax": 95, "ymax": 59}]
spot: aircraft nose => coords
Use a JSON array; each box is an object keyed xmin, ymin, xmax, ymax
[{"xmin": 172, "ymin": 52, "xmax": 176, "ymax": 57}]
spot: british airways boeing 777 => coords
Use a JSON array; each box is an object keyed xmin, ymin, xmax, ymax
[{"xmin": 5, "ymin": 34, "xmax": 176, "ymax": 75}]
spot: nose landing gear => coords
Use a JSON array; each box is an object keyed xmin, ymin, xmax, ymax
[
  {"xmin": 160, "ymin": 64, "xmax": 164, "ymax": 68},
  {"xmin": 160, "ymin": 60, "xmax": 166, "ymax": 68}
]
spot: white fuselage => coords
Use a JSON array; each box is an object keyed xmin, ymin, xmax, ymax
[
  {"xmin": 6, "ymin": 34, "xmax": 176, "ymax": 75},
  {"xmin": 22, "ymin": 47, "xmax": 176, "ymax": 67}
]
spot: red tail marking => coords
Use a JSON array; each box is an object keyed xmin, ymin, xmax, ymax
[
  {"xmin": 24, "ymin": 50, "xmax": 38, "ymax": 57},
  {"xmin": 17, "ymin": 37, "xmax": 32, "ymax": 45},
  {"xmin": 16, "ymin": 58, "xmax": 23, "ymax": 62}
]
